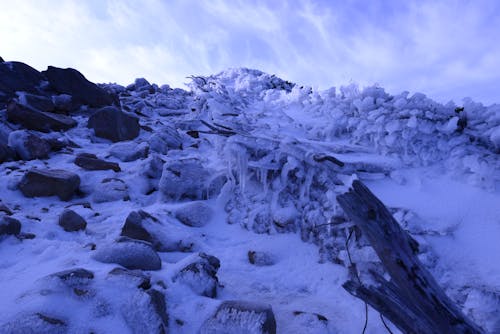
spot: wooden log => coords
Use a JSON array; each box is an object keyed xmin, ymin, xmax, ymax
[{"xmin": 337, "ymin": 180, "xmax": 483, "ymax": 334}]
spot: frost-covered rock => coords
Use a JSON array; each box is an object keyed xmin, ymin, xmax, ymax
[
  {"xmin": 58, "ymin": 209, "xmax": 87, "ymax": 232},
  {"xmin": 121, "ymin": 211, "xmax": 154, "ymax": 243},
  {"xmin": 93, "ymin": 237, "xmax": 162, "ymax": 270},
  {"xmin": 18, "ymin": 168, "xmax": 80, "ymax": 201},
  {"xmin": 107, "ymin": 267, "xmax": 151, "ymax": 290},
  {"xmin": 8, "ymin": 130, "xmax": 51, "ymax": 160},
  {"xmin": 87, "ymin": 106, "xmax": 140, "ymax": 142},
  {"xmin": 74, "ymin": 153, "xmax": 121, "ymax": 172},
  {"xmin": 174, "ymin": 201, "xmax": 214, "ymax": 227},
  {"xmin": 110, "ymin": 141, "xmax": 149, "ymax": 162},
  {"xmin": 173, "ymin": 252, "xmax": 220, "ymax": 297},
  {"xmin": 159, "ymin": 159, "xmax": 212, "ymax": 200},
  {"xmin": 148, "ymin": 125, "xmax": 183, "ymax": 154},
  {"xmin": 92, "ymin": 178, "xmax": 129, "ymax": 203},
  {"xmin": 121, "ymin": 288, "xmax": 168, "ymax": 334},
  {"xmin": 200, "ymin": 300, "xmax": 276, "ymax": 334}
]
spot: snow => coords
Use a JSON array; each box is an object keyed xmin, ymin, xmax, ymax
[{"xmin": 1, "ymin": 68, "xmax": 499, "ymax": 333}]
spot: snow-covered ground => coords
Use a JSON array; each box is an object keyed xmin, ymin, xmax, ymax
[{"xmin": 0, "ymin": 68, "xmax": 499, "ymax": 333}]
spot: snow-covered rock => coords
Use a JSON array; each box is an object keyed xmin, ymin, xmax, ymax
[{"xmin": 93, "ymin": 237, "xmax": 162, "ymax": 270}]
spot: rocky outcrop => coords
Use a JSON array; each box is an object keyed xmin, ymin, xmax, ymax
[
  {"xmin": 18, "ymin": 169, "xmax": 80, "ymax": 201},
  {"xmin": 42, "ymin": 66, "xmax": 116, "ymax": 107}
]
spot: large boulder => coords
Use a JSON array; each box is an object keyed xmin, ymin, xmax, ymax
[
  {"xmin": 18, "ymin": 169, "xmax": 80, "ymax": 201},
  {"xmin": 0, "ymin": 61, "xmax": 45, "ymax": 105},
  {"xmin": 74, "ymin": 153, "xmax": 121, "ymax": 172},
  {"xmin": 42, "ymin": 66, "xmax": 116, "ymax": 107},
  {"xmin": 88, "ymin": 106, "xmax": 140, "ymax": 142},
  {"xmin": 93, "ymin": 237, "xmax": 162, "ymax": 270},
  {"xmin": 8, "ymin": 130, "xmax": 51, "ymax": 160},
  {"xmin": 17, "ymin": 92, "xmax": 55, "ymax": 113},
  {"xmin": 200, "ymin": 301, "xmax": 277, "ymax": 334},
  {"xmin": 58, "ymin": 209, "xmax": 87, "ymax": 232},
  {"xmin": 6, "ymin": 101, "xmax": 77, "ymax": 132}
]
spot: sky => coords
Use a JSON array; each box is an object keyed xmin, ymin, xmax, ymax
[{"xmin": 1, "ymin": 0, "xmax": 500, "ymax": 104}]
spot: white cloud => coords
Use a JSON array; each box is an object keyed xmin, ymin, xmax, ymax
[{"xmin": 0, "ymin": 0, "xmax": 499, "ymax": 104}]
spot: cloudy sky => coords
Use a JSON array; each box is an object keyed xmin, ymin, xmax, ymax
[{"xmin": 1, "ymin": 0, "xmax": 499, "ymax": 104}]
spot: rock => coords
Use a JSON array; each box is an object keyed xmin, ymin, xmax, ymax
[
  {"xmin": 18, "ymin": 169, "xmax": 80, "ymax": 201},
  {"xmin": 17, "ymin": 92, "xmax": 55, "ymax": 113},
  {"xmin": 159, "ymin": 159, "xmax": 211, "ymax": 200},
  {"xmin": 143, "ymin": 155, "xmax": 164, "ymax": 179},
  {"xmin": 121, "ymin": 211, "xmax": 154, "ymax": 243},
  {"xmin": 109, "ymin": 141, "xmax": 149, "ymax": 162},
  {"xmin": 200, "ymin": 301, "xmax": 276, "ymax": 334},
  {"xmin": 0, "ymin": 312, "xmax": 67, "ymax": 334},
  {"xmin": 0, "ymin": 202, "xmax": 13, "ymax": 215},
  {"xmin": 58, "ymin": 209, "xmax": 87, "ymax": 232},
  {"xmin": 122, "ymin": 288, "xmax": 168, "ymax": 334},
  {"xmin": 52, "ymin": 94, "xmax": 78, "ymax": 113},
  {"xmin": 0, "ymin": 61, "xmax": 45, "ymax": 104},
  {"xmin": 92, "ymin": 178, "xmax": 129, "ymax": 203},
  {"xmin": 88, "ymin": 106, "xmax": 140, "ymax": 142},
  {"xmin": 74, "ymin": 153, "xmax": 121, "ymax": 172},
  {"xmin": 175, "ymin": 201, "xmax": 213, "ymax": 227},
  {"xmin": 0, "ymin": 141, "xmax": 16, "ymax": 163},
  {"xmin": 51, "ymin": 268, "xmax": 94, "ymax": 281},
  {"xmin": 93, "ymin": 237, "xmax": 162, "ymax": 270},
  {"xmin": 6, "ymin": 101, "xmax": 77, "ymax": 133},
  {"xmin": 148, "ymin": 126, "xmax": 183, "ymax": 154},
  {"xmin": 173, "ymin": 252, "xmax": 220, "ymax": 297},
  {"xmin": 0, "ymin": 215, "xmax": 21, "ymax": 237},
  {"xmin": 8, "ymin": 130, "xmax": 51, "ymax": 160},
  {"xmin": 248, "ymin": 251, "xmax": 276, "ymax": 266},
  {"xmin": 108, "ymin": 267, "xmax": 151, "ymax": 290},
  {"xmin": 42, "ymin": 66, "xmax": 116, "ymax": 107},
  {"xmin": 127, "ymin": 78, "xmax": 154, "ymax": 93}
]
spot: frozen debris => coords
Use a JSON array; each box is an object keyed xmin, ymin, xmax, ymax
[
  {"xmin": 58, "ymin": 209, "xmax": 87, "ymax": 232},
  {"xmin": 200, "ymin": 300, "xmax": 276, "ymax": 334},
  {"xmin": 93, "ymin": 237, "xmax": 162, "ymax": 271},
  {"xmin": 18, "ymin": 168, "xmax": 80, "ymax": 201},
  {"xmin": 159, "ymin": 159, "xmax": 213, "ymax": 200}
]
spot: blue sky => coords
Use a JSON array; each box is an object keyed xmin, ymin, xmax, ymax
[{"xmin": 1, "ymin": 0, "xmax": 499, "ymax": 104}]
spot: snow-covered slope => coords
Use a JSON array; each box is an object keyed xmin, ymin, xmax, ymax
[{"xmin": 0, "ymin": 65, "xmax": 499, "ymax": 333}]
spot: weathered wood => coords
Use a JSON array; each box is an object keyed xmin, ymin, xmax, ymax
[{"xmin": 337, "ymin": 180, "xmax": 483, "ymax": 334}]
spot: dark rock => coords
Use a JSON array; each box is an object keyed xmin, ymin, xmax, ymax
[
  {"xmin": 0, "ymin": 141, "xmax": 16, "ymax": 163},
  {"xmin": 175, "ymin": 201, "xmax": 213, "ymax": 227},
  {"xmin": 0, "ymin": 202, "xmax": 13, "ymax": 215},
  {"xmin": 58, "ymin": 209, "xmax": 87, "ymax": 232},
  {"xmin": 6, "ymin": 101, "xmax": 77, "ymax": 132},
  {"xmin": 108, "ymin": 267, "xmax": 151, "ymax": 290},
  {"xmin": 18, "ymin": 92, "xmax": 55, "ymax": 113},
  {"xmin": 93, "ymin": 237, "xmax": 162, "ymax": 270},
  {"xmin": 8, "ymin": 130, "xmax": 51, "ymax": 160},
  {"xmin": 201, "ymin": 300, "xmax": 276, "ymax": 334},
  {"xmin": 174, "ymin": 252, "xmax": 220, "ymax": 297},
  {"xmin": 0, "ymin": 56, "xmax": 4, "ymax": 62},
  {"xmin": 110, "ymin": 141, "xmax": 149, "ymax": 162},
  {"xmin": 0, "ymin": 61, "xmax": 45, "ymax": 104},
  {"xmin": 74, "ymin": 153, "xmax": 121, "ymax": 172},
  {"xmin": 248, "ymin": 251, "xmax": 276, "ymax": 266},
  {"xmin": 18, "ymin": 168, "xmax": 80, "ymax": 201},
  {"xmin": 42, "ymin": 66, "xmax": 116, "ymax": 107},
  {"xmin": 52, "ymin": 94, "xmax": 78, "ymax": 113},
  {"xmin": 88, "ymin": 106, "xmax": 140, "ymax": 142},
  {"xmin": 146, "ymin": 289, "xmax": 169, "ymax": 333},
  {"xmin": 51, "ymin": 268, "xmax": 94, "ymax": 281},
  {"xmin": 121, "ymin": 211, "xmax": 153, "ymax": 243},
  {"xmin": 0, "ymin": 215, "xmax": 21, "ymax": 236}
]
